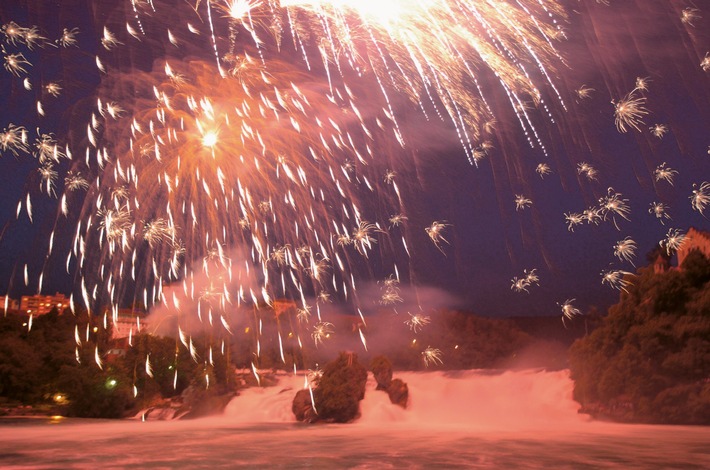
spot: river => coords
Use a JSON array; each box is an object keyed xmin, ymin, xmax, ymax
[{"xmin": 1, "ymin": 370, "xmax": 708, "ymax": 468}]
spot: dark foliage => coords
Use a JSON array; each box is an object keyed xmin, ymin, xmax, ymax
[
  {"xmin": 0, "ymin": 308, "xmax": 237, "ymax": 419},
  {"xmin": 0, "ymin": 307, "xmax": 136, "ymax": 418},
  {"xmin": 569, "ymin": 249, "xmax": 710, "ymax": 424},
  {"xmin": 312, "ymin": 352, "xmax": 367, "ymax": 423},
  {"xmin": 370, "ymin": 355, "xmax": 393, "ymax": 390},
  {"xmin": 0, "ymin": 309, "xmax": 73, "ymax": 399},
  {"xmin": 405, "ymin": 311, "xmax": 534, "ymax": 370},
  {"xmin": 121, "ymin": 334, "xmax": 198, "ymax": 409},
  {"xmin": 292, "ymin": 388, "xmax": 316, "ymax": 422},
  {"xmin": 386, "ymin": 378, "xmax": 409, "ymax": 408},
  {"xmin": 56, "ymin": 363, "xmax": 133, "ymax": 419}
]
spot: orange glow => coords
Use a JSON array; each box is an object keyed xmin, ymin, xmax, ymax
[
  {"xmin": 202, "ymin": 130, "xmax": 219, "ymax": 148},
  {"xmin": 281, "ymin": 0, "xmax": 409, "ymax": 26}
]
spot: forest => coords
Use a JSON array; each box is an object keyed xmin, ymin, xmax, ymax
[{"xmin": 569, "ymin": 249, "xmax": 710, "ymax": 424}]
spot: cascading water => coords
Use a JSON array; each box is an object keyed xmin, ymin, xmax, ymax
[{"xmin": 225, "ymin": 369, "xmax": 590, "ymax": 431}]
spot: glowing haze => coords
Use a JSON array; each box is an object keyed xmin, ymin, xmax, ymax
[{"xmin": 49, "ymin": 0, "xmax": 569, "ymax": 357}]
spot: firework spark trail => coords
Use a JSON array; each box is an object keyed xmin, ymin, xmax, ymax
[
  {"xmin": 277, "ymin": 0, "xmax": 567, "ymax": 153},
  {"xmin": 511, "ymin": 268, "xmax": 539, "ymax": 293},
  {"xmin": 63, "ymin": 46, "xmax": 419, "ymax": 362},
  {"xmin": 3, "ymin": 0, "xmax": 569, "ymax": 325},
  {"xmin": 422, "ymin": 346, "xmax": 443, "ymax": 367},
  {"xmin": 654, "ymin": 163, "xmax": 677, "ymax": 186},
  {"xmin": 3, "ymin": 1, "xmax": 710, "ymax": 383},
  {"xmin": 613, "ymin": 88, "xmax": 648, "ymax": 133},
  {"xmin": 614, "ymin": 237, "xmax": 638, "ymax": 266},
  {"xmin": 405, "ymin": 311, "xmax": 430, "ymax": 333},
  {"xmin": 601, "ymin": 269, "xmax": 634, "ymax": 292},
  {"xmin": 690, "ymin": 182, "xmax": 710, "ymax": 216}
]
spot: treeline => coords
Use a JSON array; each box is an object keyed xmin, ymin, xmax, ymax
[
  {"xmin": 0, "ymin": 309, "xmax": 236, "ymax": 419},
  {"xmin": 373, "ymin": 310, "xmax": 539, "ymax": 370},
  {"xmin": 253, "ymin": 308, "xmax": 562, "ymax": 371},
  {"xmin": 569, "ymin": 249, "xmax": 710, "ymax": 424},
  {"xmin": 0, "ymin": 304, "xmax": 568, "ymax": 418}
]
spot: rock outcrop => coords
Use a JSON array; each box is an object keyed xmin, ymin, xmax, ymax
[
  {"xmin": 371, "ymin": 355, "xmax": 408, "ymax": 408},
  {"xmin": 370, "ymin": 355, "xmax": 393, "ymax": 391},
  {"xmin": 293, "ymin": 352, "xmax": 367, "ymax": 423},
  {"xmin": 386, "ymin": 378, "xmax": 409, "ymax": 408},
  {"xmin": 291, "ymin": 389, "xmax": 317, "ymax": 423}
]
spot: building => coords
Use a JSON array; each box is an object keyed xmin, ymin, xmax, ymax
[
  {"xmin": 19, "ymin": 292, "xmax": 69, "ymax": 316},
  {"xmin": 652, "ymin": 253, "xmax": 670, "ymax": 274},
  {"xmin": 0, "ymin": 295, "xmax": 19, "ymax": 312},
  {"xmin": 677, "ymin": 227, "xmax": 710, "ymax": 267},
  {"xmin": 110, "ymin": 308, "xmax": 148, "ymax": 339}
]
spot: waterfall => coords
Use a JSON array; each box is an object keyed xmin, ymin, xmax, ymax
[{"xmin": 224, "ymin": 369, "xmax": 591, "ymax": 430}]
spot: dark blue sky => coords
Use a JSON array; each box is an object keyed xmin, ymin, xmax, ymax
[{"xmin": 0, "ymin": 0, "xmax": 708, "ymax": 317}]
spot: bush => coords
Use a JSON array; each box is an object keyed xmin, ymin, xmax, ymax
[
  {"xmin": 57, "ymin": 364, "xmax": 133, "ymax": 419},
  {"xmin": 370, "ymin": 355, "xmax": 392, "ymax": 390},
  {"xmin": 312, "ymin": 352, "xmax": 367, "ymax": 423}
]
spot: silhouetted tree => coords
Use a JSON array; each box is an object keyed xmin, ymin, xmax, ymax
[
  {"xmin": 313, "ymin": 352, "xmax": 368, "ymax": 423},
  {"xmin": 569, "ymin": 251, "xmax": 710, "ymax": 424}
]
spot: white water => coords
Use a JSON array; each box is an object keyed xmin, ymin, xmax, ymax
[
  {"xmin": 226, "ymin": 369, "xmax": 589, "ymax": 431},
  {"xmin": 2, "ymin": 369, "xmax": 709, "ymax": 468}
]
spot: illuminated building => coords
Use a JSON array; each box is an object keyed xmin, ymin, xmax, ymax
[
  {"xmin": 110, "ymin": 308, "xmax": 148, "ymax": 339},
  {"xmin": 19, "ymin": 292, "xmax": 68, "ymax": 315},
  {"xmin": 0, "ymin": 295, "xmax": 19, "ymax": 312},
  {"xmin": 677, "ymin": 227, "xmax": 710, "ymax": 267}
]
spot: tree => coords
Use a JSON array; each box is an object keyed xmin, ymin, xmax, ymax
[
  {"xmin": 682, "ymin": 248, "xmax": 710, "ymax": 288},
  {"xmin": 0, "ymin": 335, "xmax": 44, "ymax": 403},
  {"xmin": 370, "ymin": 355, "xmax": 393, "ymax": 390},
  {"xmin": 122, "ymin": 334, "xmax": 196, "ymax": 402},
  {"xmin": 312, "ymin": 352, "xmax": 368, "ymax": 423},
  {"xmin": 569, "ymin": 252, "xmax": 710, "ymax": 424},
  {"xmin": 56, "ymin": 363, "xmax": 133, "ymax": 418}
]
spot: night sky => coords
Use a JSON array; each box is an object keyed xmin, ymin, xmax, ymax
[{"xmin": 0, "ymin": 0, "xmax": 709, "ymax": 318}]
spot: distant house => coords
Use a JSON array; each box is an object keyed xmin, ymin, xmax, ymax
[
  {"xmin": 0, "ymin": 295, "xmax": 19, "ymax": 312},
  {"xmin": 103, "ymin": 308, "xmax": 148, "ymax": 362},
  {"xmin": 109, "ymin": 308, "xmax": 148, "ymax": 339},
  {"xmin": 653, "ymin": 253, "xmax": 670, "ymax": 274},
  {"xmin": 677, "ymin": 227, "xmax": 710, "ymax": 267},
  {"xmin": 19, "ymin": 292, "xmax": 69, "ymax": 316}
]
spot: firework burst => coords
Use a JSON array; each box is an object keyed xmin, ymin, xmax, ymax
[
  {"xmin": 690, "ymin": 182, "xmax": 710, "ymax": 215},
  {"xmin": 601, "ymin": 269, "xmax": 634, "ymax": 292},
  {"xmin": 649, "ymin": 202, "xmax": 671, "ymax": 225},
  {"xmin": 660, "ymin": 228, "xmax": 686, "ymax": 256},
  {"xmin": 613, "ymin": 89, "xmax": 649, "ymax": 133},
  {"xmin": 274, "ymin": 0, "xmax": 568, "ymax": 162},
  {"xmin": 558, "ymin": 299, "xmax": 580, "ymax": 327},
  {"xmin": 1, "ymin": 0, "xmax": 709, "ymax": 385},
  {"xmin": 68, "ymin": 57, "xmax": 410, "ymax": 322}
]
